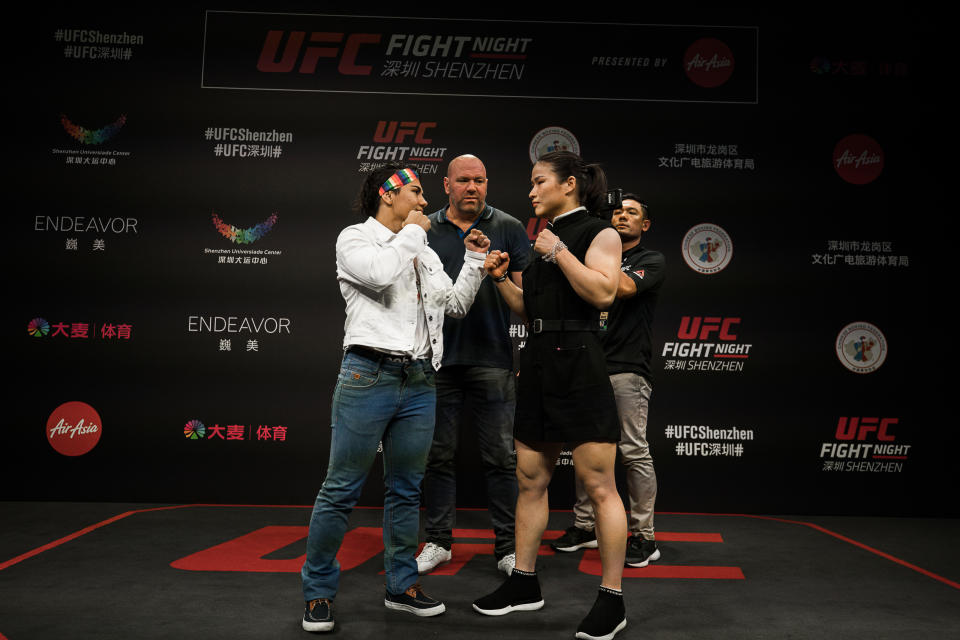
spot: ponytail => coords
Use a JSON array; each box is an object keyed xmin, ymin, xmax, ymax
[{"xmin": 536, "ymin": 151, "xmax": 607, "ymax": 213}]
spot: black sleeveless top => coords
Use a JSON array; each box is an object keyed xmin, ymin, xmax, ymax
[
  {"xmin": 522, "ymin": 211, "xmax": 610, "ymax": 330},
  {"xmin": 514, "ymin": 210, "xmax": 620, "ymax": 444}
]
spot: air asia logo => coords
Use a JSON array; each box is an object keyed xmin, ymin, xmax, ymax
[
  {"xmin": 529, "ymin": 126, "xmax": 580, "ymax": 164},
  {"xmin": 682, "ymin": 223, "xmax": 732, "ymax": 274},
  {"xmin": 212, "ymin": 211, "xmax": 278, "ymax": 245},
  {"xmin": 357, "ymin": 120, "xmax": 446, "ymax": 175},
  {"xmin": 662, "ymin": 316, "xmax": 751, "ymax": 372},
  {"xmin": 258, "ymin": 31, "xmax": 382, "ymax": 75},
  {"xmin": 46, "ymin": 401, "xmax": 102, "ymax": 456},
  {"xmin": 820, "ymin": 417, "xmax": 910, "ymax": 473},
  {"xmin": 184, "ymin": 419, "xmax": 206, "ymax": 439},
  {"xmin": 28, "ymin": 318, "xmax": 50, "ymax": 337},
  {"xmin": 683, "ymin": 38, "xmax": 734, "ymax": 88},
  {"xmin": 836, "ymin": 322, "xmax": 887, "ymax": 374},
  {"xmin": 61, "ymin": 114, "xmax": 126, "ymax": 144},
  {"xmin": 833, "ymin": 134, "xmax": 884, "ymax": 185}
]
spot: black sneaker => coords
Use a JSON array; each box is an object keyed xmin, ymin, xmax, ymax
[
  {"xmin": 550, "ymin": 526, "xmax": 598, "ymax": 552},
  {"xmin": 575, "ymin": 587, "xmax": 626, "ymax": 640},
  {"xmin": 473, "ymin": 569, "xmax": 545, "ymax": 616},
  {"xmin": 302, "ymin": 598, "xmax": 334, "ymax": 633},
  {"xmin": 624, "ymin": 537, "xmax": 660, "ymax": 568},
  {"xmin": 384, "ymin": 583, "xmax": 445, "ymax": 617}
]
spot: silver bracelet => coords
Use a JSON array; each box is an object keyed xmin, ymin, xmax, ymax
[
  {"xmin": 541, "ymin": 239, "xmax": 567, "ymax": 263},
  {"xmin": 493, "ymin": 273, "xmax": 508, "ymax": 283}
]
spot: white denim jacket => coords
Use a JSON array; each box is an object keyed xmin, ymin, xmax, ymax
[{"xmin": 336, "ymin": 216, "xmax": 486, "ymax": 370}]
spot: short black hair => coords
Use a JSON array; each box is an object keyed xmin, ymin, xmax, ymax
[{"xmin": 620, "ymin": 192, "xmax": 650, "ymax": 220}]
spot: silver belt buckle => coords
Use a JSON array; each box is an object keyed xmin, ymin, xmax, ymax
[{"xmin": 532, "ymin": 318, "xmax": 543, "ymax": 334}]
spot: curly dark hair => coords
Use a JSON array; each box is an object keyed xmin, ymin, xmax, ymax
[{"xmin": 353, "ymin": 163, "xmax": 407, "ymax": 217}]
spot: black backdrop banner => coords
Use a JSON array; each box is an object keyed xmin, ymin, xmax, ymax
[{"xmin": 9, "ymin": 7, "xmax": 946, "ymax": 516}]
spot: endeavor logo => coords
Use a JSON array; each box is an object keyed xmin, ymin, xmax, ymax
[
  {"xmin": 187, "ymin": 315, "xmax": 292, "ymax": 334},
  {"xmin": 661, "ymin": 316, "xmax": 751, "ymax": 372},
  {"xmin": 61, "ymin": 113, "xmax": 126, "ymax": 144},
  {"xmin": 836, "ymin": 321, "xmax": 887, "ymax": 374},
  {"xmin": 683, "ymin": 38, "xmax": 735, "ymax": 88},
  {"xmin": 35, "ymin": 215, "xmax": 139, "ymax": 234},
  {"xmin": 46, "ymin": 401, "xmax": 102, "ymax": 456},
  {"xmin": 833, "ymin": 134, "xmax": 884, "ymax": 185}
]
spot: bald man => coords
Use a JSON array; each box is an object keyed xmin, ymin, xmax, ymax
[{"xmin": 417, "ymin": 155, "xmax": 531, "ymax": 576}]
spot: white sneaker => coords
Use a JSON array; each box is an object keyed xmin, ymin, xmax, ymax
[
  {"xmin": 416, "ymin": 542, "xmax": 452, "ymax": 574},
  {"xmin": 497, "ymin": 553, "xmax": 516, "ymax": 576}
]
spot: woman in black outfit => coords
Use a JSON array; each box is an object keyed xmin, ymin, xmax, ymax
[{"xmin": 473, "ymin": 152, "xmax": 628, "ymax": 640}]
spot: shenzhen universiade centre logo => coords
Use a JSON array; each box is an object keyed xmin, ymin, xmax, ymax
[
  {"xmin": 212, "ymin": 211, "xmax": 279, "ymax": 245},
  {"xmin": 61, "ymin": 114, "xmax": 127, "ymax": 144}
]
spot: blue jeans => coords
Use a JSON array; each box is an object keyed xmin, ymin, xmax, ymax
[
  {"xmin": 423, "ymin": 366, "xmax": 517, "ymax": 558},
  {"xmin": 301, "ymin": 351, "xmax": 436, "ymax": 600}
]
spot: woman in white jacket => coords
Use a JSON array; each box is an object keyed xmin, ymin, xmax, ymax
[{"xmin": 301, "ymin": 164, "xmax": 489, "ymax": 633}]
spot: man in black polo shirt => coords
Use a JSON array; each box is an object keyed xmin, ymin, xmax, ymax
[
  {"xmin": 416, "ymin": 154, "xmax": 531, "ymax": 576},
  {"xmin": 550, "ymin": 194, "xmax": 666, "ymax": 568}
]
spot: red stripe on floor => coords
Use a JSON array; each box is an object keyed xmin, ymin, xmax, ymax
[
  {"xmin": 578, "ymin": 550, "xmax": 744, "ymax": 579},
  {"xmin": 657, "ymin": 532, "xmax": 724, "ymax": 542}
]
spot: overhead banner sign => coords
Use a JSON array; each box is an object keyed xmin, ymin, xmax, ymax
[{"xmin": 202, "ymin": 11, "xmax": 758, "ymax": 103}]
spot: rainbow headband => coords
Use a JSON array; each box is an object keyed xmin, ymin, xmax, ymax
[{"xmin": 378, "ymin": 168, "xmax": 419, "ymax": 196}]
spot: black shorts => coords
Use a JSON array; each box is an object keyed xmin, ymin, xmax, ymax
[{"xmin": 514, "ymin": 331, "xmax": 620, "ymax": 445}]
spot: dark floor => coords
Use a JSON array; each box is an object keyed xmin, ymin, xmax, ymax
[{"xmin": 1, "ymin": 502, "xmax": 958, "ymax": 639}]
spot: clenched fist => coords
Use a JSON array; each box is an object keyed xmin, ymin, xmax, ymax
[
  {"xmin": 534, "ymin": 227, "xmax": 561, "ymax": 256},
  {"xmin": 402, "ymin": 210, "xmax": 431, "ymax": 232},
  {"xmin": 464, "ymin": 228, "xmax": 490, "ymax": 253},
  {"xmin": 484, "ymin": 250, "xmax": 510, "ymax": 279}
]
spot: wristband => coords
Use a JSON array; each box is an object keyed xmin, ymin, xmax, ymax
[
  {"xmin": 541, "ymin": 239, "xmax": 567, "ymax": 263},
  {"xmin": 493, "ymin": 273, "xmax": 508, "ymax": 283}
]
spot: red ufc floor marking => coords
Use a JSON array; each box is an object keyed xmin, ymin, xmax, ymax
[
  {"xmin": 171, "ymin": 526, "xmax": 383, "ymax": 573},
  {"xmin": 4, "ymin": 505, "xmax": 957, "ymax": 591}
]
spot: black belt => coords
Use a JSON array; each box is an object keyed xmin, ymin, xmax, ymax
[
  {"xmin": 531, "ymin": 319, "xmax": 599, "ymax": 333},
  {"xmin": 346, "ymin": 345, "xmax": 414, "ymax": 364}
]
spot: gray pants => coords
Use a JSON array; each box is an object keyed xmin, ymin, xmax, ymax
[{"xmin": 573, "ymin": 373, "xmax": 657, "ymax": 539}]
